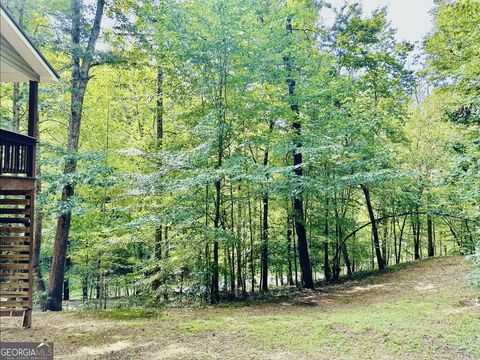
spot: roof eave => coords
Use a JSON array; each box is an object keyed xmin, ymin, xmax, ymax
[{"xmin": 0, "ymin": 4, "xmax": 60, "ymax": 83}]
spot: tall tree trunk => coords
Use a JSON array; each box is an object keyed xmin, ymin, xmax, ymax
[
  {"xmin": 236, "ymin": 193, "xmax": 244, "ymax": 296},
  {"xmin": 285, "ymin": 17, "xmax": 314, "ymax": 289},
  {"xmin": 212, "ymin": 99, "xmax": 225, "ymax": 302},
  {"xmin": 47, "ymin": 0, "xmax": 105, "ymax": 311},
  {"xmin": 153, "ymin": 65, "xmax": 164, "ymax": 291},
  {"xmin": 260, "ymin": 122, "xmax": 273, "ymax": 292},
  {"xmin": 324, "ymin": 198, "xmax": 331, "ymax": 282},
  {"xmin": 392, "ymin": 217, "xmax": 397, "ymax": 265},
  {"xmin": 332, "ymin": 237, "xmax": 340, "ymax": 281},
  {"xmin": 204, "ymin": 184, "xmax": 210, "ymax": 303},
  {"xmin": 63, "ymin": 247, "xmax": 70, "ymax": 301},
  {"xmin": 229, "ymin": 186, "xmax": 235, "ymax": 294},
  {"xmin": 12, "ymin": 83, "xmax": 21, "ymax": 131},
  {"xmin": 292, "ymin": 221, "xmax": 299, "ymax": 286},
  {"xmin": 154, "ymin": 66, "xmax": 164, "ymax": 261},
  {"xmin": 248, "ymin": 197, "xmax": 255, "ymax": 293},
  {"xmin": 11, "ymin": 6, "xmax": 23, "ymax": 131},
  {"xmin": 361, "ymin": 184, "xmax": 385, "ymax": 270},
  {"xmin": 260, "ymin": 191, "xmax": 268, "ymax": 291},
  {"xmin": 32, "ymin": 125, "xmax": 46, "ymax": 292},
  {"xmin": 340, "ymin": 240, "xmax": 352, "ymax": 278},
  {"xmin": 397, "ymin": 216, "xmax": 406, "ymax": 264},
  {"xmin": 96, "ymin": 259, "xmax": 101, "ymax": 300},
  {"xmin": 427, "ymin": 214, "xmax": 434, "ymax": 257},
  {"xmin": 286, "ymin": 213, "xmax": 294, "ymax": 286},
  {"xmin": 412, "ymin": 210, "xmax": 421, "ymax": 260},
  {"xmin": 334, "ymin": 201, "xmax": 352, "ymax": 278},
  {"xmin": 212, "ymin": 177, "xmax": 221, "ymax": 303},
  {"xmin": 382, "ymin": 220, "xmax": 388, "ymax": 266}
]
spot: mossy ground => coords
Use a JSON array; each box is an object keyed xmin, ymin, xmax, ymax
[{"xmin": 1, "ymin": 256, "xmax": 479, "ymax": 359}]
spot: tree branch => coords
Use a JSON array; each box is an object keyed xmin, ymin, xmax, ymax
[{"xmin": 80, "ymin": 0, "xmax": 106, "ymax": 77}]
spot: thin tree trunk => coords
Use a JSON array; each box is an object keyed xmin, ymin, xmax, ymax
[
  {"xmin": 340, "ymin": 240, "xmax": 352, "ymax": 278},
  {"xmin": 285, "ymin": 17, "xmax": 313, "ymax": 289},
  {"xmin": 335, "ymin": 201, "xmax": 352, "ymax": 277},
  {"xmin": 248, "ymin": 197, "xmax": 255, "ymax": 293},
  {"xmin": 260, "ymin": 120, "xmax": 273, "ymax": 292},
  {"xmin": 412, "ymin": 210, "xmax": 421, "ymax": 260},
  {"xmin": 229, "ymin": 185, "xmax": 235, "ymax": 294},
  {"xmin": 63, "ymin": 250, "xmax": 70, "ymax": 301},
  {"xmin": 32, "ymin": 126, "xmax": 46, "ymax": 292},
  {"xmin": 96, "ymin": 259, "xmax": 101, "ymax": 301},
  {"xmin": 324, "ymin": 196, "xmax": 331, "ymax": 282},
  {"xmin": 154, "ymin": 66, "xmax": 164, "ymax": 262},
  {"xmin": 260, "ymin": 191, "xmax": 268, "ymax": 291},
  {"xmin": 397, "ymin": 216, "xmax": 406, "ymax": 264},
  {"xmin": 392, "ymin": 216, "xmax": 397, "ymax": 264},
  {"xmin": 382, "ymin": 220, "xmax": 388, "ymax": 266},
  {"xmin": 11, "ymin": 5, "xmax": 24, "ymax": 131},
  {"xmin": 427, "ymin": 214, "xmax": 434, "ymax": 257},
  {"xmin": 293, "ymin": 221, "xmax": 298, "ymax": 286},
  {"xmin": 212, "ymin": 177, "xmax": 221, "ymax": 303},
  {"xmin": 236, "ymin": 192, "xmax": 244, "ymax": 296},
  {"xmin": 286, "ymin": 212, "xmax": 294, "ymax": 286},
  {"xmin": 361, "ymin": 184, "xmax": 385, "ymax": 270},
  {"xmin": 82, "ymin": 278, "xmax": 88, "ymax": 302},
  {"xmin": 12, "ymin": 83, "xmax": 21, "ymax": 131}
]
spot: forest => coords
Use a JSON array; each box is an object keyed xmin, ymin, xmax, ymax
[{"xmin": 0, "ymin": 0, "xmax": 479, "ymax": 358}]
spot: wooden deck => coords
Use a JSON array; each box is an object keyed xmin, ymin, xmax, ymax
[{"xmin": 0, "ymin": 130, "xmax": 36, "ymax": 328}]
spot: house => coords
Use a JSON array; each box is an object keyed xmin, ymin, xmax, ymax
[{"xmin": 0, "ymin": 4, "xmax": 59, "ymax": 328}]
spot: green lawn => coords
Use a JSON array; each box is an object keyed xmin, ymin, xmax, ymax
[{"xmin": 1, "ymin": 256, "xmax": 479, "ymax": 359}]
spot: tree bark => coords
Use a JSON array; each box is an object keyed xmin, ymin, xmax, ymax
[
  {"xmin": 32, "ymin": 123, "xmax": 46, "ymax": 292},
  {"xmin": 382, "ymin": 220, "xmax": 388, "ymax": 266},
  {"xmin": 47, "ymin": 0, "xmax": 106, "ymax": 311},
  {"xmin": 361, "ymin": 184, "xmax": 385, "ymax": 270},
  {"xmin": 236, "ymin": 196, "xmax": 244, "ymax": 296},
  {"xmin": 212, "ymin": 177, "xmax": 221, "ymax": 303},
  {"xmin": 324, "ymin": 198, "xmax": 331, "ymax": 282},
  {"xmin": 63, "ymin": 248, "xmax": 70, "ymax": 301},
  {"xmin": 427, "ymin": 214, "xmax": 434, "ymax": 257},
  {"xmin": 12, "ymin": 83, "xmax": 21, "ymax": 131},
  {"xmin": 154, "ymin": 66, "xmax": 164, "ymax": 261},
  {"xmin": 334, "ymin": 199, "xmax": 352, "ymax": 277},
  {"xmin": 260, "ymin": 120, "xmax": 273, "ymax": 292},
  {"xmin": 285, "ymin": 17, "xmax": 314, "ymax": 289},
  {"xmin": 248, "ymin": 197, "xmax": 255, "ymax": 293},
  {"xmin": 397, "ymin": 216, "xmax": 406, "ymax": 264},
  {"xmin": 340, "ymin": 240, "xmax": 352, "ymax": 277},
  {"xmin": 286, "ymin": 212, "xmax": 294, "ymax": 286},
  {"xmin": 412, "ymin": 211, "xmax": 421, "ymax": 260},
  {"xmin": 260, "ymin": 191, "xmax": 268, "ymax": 291},
  {"xmin": 11, "ymin": 6, "xmax": 23, "ymax": 131}
]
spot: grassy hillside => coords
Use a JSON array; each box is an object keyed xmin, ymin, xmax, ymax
[{"xmin": 1, "ymin": 256, "xmax": 479, "ymax": 359}]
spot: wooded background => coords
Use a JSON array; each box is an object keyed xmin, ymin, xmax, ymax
[{"xmin": 0, "ymin": 0, "xmax": 478, "ymax": 311}]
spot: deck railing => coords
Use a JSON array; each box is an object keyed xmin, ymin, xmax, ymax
[{"xmin": 0, "ymin": 129, "xmax": 36, "ymax": 177}]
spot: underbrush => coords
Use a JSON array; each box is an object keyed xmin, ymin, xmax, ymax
[{"xmin": 466, "ymin": 241, "xmax": 480, "ymax": 291}]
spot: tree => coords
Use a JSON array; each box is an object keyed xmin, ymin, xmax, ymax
[
  {"xmin": 47, "ymin": 0, "xmax": 106, "ymax": 311},
  {"xmin": 325, "ymin": 4, "xmax": 414, "ymax": 270},
  {"xmin": 2, "ymin": 0, "xmax": 474, "ymax": 310}
]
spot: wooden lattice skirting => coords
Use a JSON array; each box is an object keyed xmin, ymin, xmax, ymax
[{"xmin": 0, "ymin": 184, "xmax": 34, "ymax": 328}]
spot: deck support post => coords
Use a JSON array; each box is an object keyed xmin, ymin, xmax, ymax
[{"xmin": 28, "ymin": 81, "xmax": 38, "ymax": 138}]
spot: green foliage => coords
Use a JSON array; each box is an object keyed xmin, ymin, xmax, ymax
[
  {"xmin": 467, "ymin": 241, "xmax": 480, "ymax": 290},
  {"xmin": 1, "ymin": 0, "xmax": 477, "ymax": 306}
]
